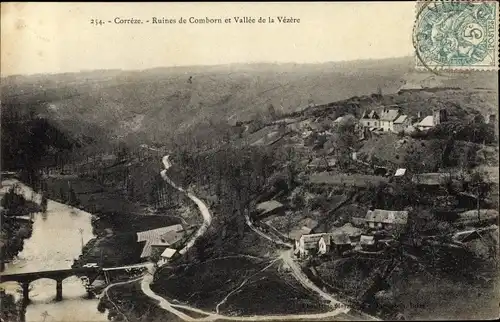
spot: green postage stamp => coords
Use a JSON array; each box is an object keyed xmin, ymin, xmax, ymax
[{"xmin": 413, "ymin": 1, "xmax": 499, "ymax": 70}]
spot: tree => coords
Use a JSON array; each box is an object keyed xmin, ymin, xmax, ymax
[
  {"xmin": 40, "ymin": 310, "xmax": 50, "ymax": 322},
  {"xmin": 376, "ymin": 85, "xmax": 383, "ymax": 97},
  {"xmin": 330, "ymin": 117, "xmax": 359, "ymax": 171},
  {"xmin": 0, "ymin": 290, "xmax": 20, "ymax": 322},
  {"xmin": 468, "ymin": 170, "xmax": 492, "ymax": 222},
  {"xmin": 41, "ymin": 192, "xmax": 48, "ymax": 213},
  {"xmin": 267, "ymin": 103, "xmax": 278, "ymax": 121},
  {"xmin": 68, "ymin": 187, "xmax": 78, "ymax": 206}
]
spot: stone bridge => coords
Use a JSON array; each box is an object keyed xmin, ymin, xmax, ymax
[{"xmin": 0, "ymin": 267, "xmax": 101, "ymax": 304}]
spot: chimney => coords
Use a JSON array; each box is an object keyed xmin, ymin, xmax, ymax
[{"xmin": 417, "ymin": 111, "xmax": 422, "ymax": 119}]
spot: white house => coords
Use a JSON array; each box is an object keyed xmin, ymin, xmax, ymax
[
  {"xmin": 318, "ymin": 235, "xmax": 330, "ymax": 255},
  {"xmin": 394, "ymin": 168, "xmax": 407, "ymax": 177},
  {"xmin": 297, "ymin": 233, "xmax": 325, "ymax": 258},
  {"xmin": 379, "ymin": 109, "xmax": 400, "ymax": 132},
  {"xmin": 157, "ymin": 248, "xmax": 177, "ymax": 266},
  {"xmin": 417, "ymin": 115, "xmax": 435, "ymax": 131},
  {"xmin": 297, "ymin": 232, "xmax": 353, "ymax": 258},
  {"xmin": 360, "ymin": 110, "xmax": 380, "ymax": 128}
]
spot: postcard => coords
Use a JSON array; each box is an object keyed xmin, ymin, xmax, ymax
[{"xmin": 1, "ymin": 2, "xmax": 498, "ymax": 322}]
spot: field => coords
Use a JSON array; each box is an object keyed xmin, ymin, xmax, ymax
[
  {"xmin": 390, "ymin": 270, "xmax": 500, "ymax": 320},
  {"xmin": 152, "ymin": 256, "xmax": 331, "ymax": 316},
  {"xmin": 220, "ymin": 268, "xmax": 330, "ymax": 316},
  {"xmin": 308, "ymin": 173, "xmax": 389, "ymax": 187},
  {"xmin": 101, "ymin": 281, "xmax": 184, "ymax": 322}
]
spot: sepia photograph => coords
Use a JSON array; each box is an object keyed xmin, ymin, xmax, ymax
[{"xmin": 1, "ymin": 2, "xmax": 499, "ymax": 321}]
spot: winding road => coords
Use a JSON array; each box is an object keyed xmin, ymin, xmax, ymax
[{"xmin": 111, "ymin": 154, "xmax": 380, "ymax": 321}]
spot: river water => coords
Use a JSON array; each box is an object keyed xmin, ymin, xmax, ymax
[{"xmin": 1, "ymin": 179, "xmax": 108, "ymax": 322}]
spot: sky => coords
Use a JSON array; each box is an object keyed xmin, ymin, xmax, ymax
[{"xmin": 1, "ymin": 2, "xmax": 416, "ymax": 76}]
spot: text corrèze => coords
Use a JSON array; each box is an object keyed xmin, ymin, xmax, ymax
[{"xmin": 112, "ymin": 16, "xmax": 300, "ymax": 24}]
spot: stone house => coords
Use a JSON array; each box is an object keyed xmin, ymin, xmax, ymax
[
  {"xmin": 393, "ymin": 115, "xmax": 411, "ymax": 133},
  {"xmin": 365, "ymin": 209, "xmax": 409, "ymax": 231},
  {"xmin": 297, "ymin": 233, "xmax": 325, "ymax": 258},
  {"xmin": 360, "ymin": 110, "xmax": 380, "ymax": 128}
]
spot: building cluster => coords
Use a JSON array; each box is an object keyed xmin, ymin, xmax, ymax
[
  {"xmin": 359, "ymin": 107, "xmax": 448, "ymax": 134},
  {"xmin": 136, "ymin": 224, "xmax": 194, "ymax": 266},
  {"xmin": 294, "ymin": 208, "xmax": 409, "ymax": 259}
]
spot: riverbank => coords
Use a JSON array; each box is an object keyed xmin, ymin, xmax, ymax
[
  {"xmin": 0, "ymin": 179, "xmax": 109, "ymax": 322},
  {"xmin": 0, "ymin": 181, "xmax": 39, "ymax": 272},
  {"xmin": 41, "ymin": 175, "xmax": 185, "ymax": 268}
]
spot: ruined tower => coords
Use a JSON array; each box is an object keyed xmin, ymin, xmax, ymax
[{"xmin": 433, "ymin": 109, "xmax": 448, "ymax": 126}]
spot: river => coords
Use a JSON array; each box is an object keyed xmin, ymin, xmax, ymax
[{"xmin": 0, "ymin": 179, "xmax": 108, "ymax": 322}]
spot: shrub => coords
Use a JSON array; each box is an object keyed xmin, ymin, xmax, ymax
[{"xmin": 419, "ymin": 121, "xmax": 496, "ymax": 144}]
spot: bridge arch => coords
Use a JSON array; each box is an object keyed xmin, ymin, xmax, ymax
[{"xmin": 0, "ymin": 267, "xmax": 101, "ymax": 304}]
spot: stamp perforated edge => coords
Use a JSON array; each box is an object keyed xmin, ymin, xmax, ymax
[{"xmin": 413, "ymin": 0, "xmax": 499, "ymax": 72}]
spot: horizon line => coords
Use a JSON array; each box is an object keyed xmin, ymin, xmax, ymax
[{"xmin": 0, "ymin": 55, "xmax": 415, "ymax": 79}]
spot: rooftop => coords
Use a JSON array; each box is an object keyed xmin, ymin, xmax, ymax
[
  {"xmin": 256, "ymin": 200, "xmax": 284, "ymax": 215},
  {"xmin": 379, "ymin": 109, "xmax": 400, "ymax": 121},
  {"xmin": 137, "ymin": 224, "xmax": 185, "ymax": 258},
  {"xmin": 360, "ymin": 235, "xmax": 375, "ymax": 245},
  {"xmin": 331, "ymin": 223, "xmax": 363, "ymax": 237},
  {"xmin": 298, "ymin": 217, "xmax": 318, "ymax": 230},
  {"xmin": 160, "ymin": 229, "xmax": 188, "ymax": 245},
  {"xmin": 289, "ymin": 227, "xmax": 312, "ymax": 240},
  {"xmin": 361, "ymin": 110, "xmax": 379, "ymax": 120},
  {"xmin": 330, "ymin": 232, "xmax": 351, "ymax": 245},
  {"xmin": 418, "ymin": 115, "xmax": 435, "ymax": 127},
  {"xmin": 300, "ymin": 233, "xmax": 325, "ymax": 249},
  {"xmin": 161, "ymin": 248, "xmax": 177, "ymax": 258},
  {"xmin": 366, "ymin": 209, "xmax": 409, "ymax": 225},
  {"xmin": 394, "ymin": 115, "xmax": 408, "ymax": 124},
  {"xmin": 412, "ymin": 173, "xmax": 448, "ymax": 185},
  {"xmin": 137, "ymin": 224, "xmax": 184, "ymax": 242},
  {"xmin": 394, "ymin": 168, "xmax": 407, "ymax": 177}
]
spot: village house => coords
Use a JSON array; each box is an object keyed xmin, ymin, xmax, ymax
[
  {"xmin": 411, "ymin": 173, "xmax": 453, "ymax": 193},
  {"xmin": 296, "ymin": 229, "xmax": 355, "ymax": 259},
  {"xmin": 296, "ymin": 233, "xmax": 325, "ymax": 258},
  {"xmin": 137, "ymin": 224, "xmax": 185, "ymax": 259},
  {"xmin": 417, "ymin": 109, "xmax": 448, "ymax": 131},
  {"xmin": 329, "ymin": 232, "xmax": 353, "ymax": 256},
  {"xmin": 332, "ymin": 223, "xmax": 363, "ymax": 244},
  {"xmin": 391, "ymin": 168, "xmax": 410, "ymax": 184},
  {"xmin": 290, "ymin": 217, "xmax": 318, "ymax": 248},
  {"xmin": 379, "ymin": 108, "xmax": 400, "ymax": 132},
  {"xmin": 359, "ymin": 111, "xmax": 380, "ymax": 129},
  {"xmin": 416, "ymin": 116, "xmax": 434, "ymax": 131},
  {"xmin": 157, "ymin": 248, "xmax": 177, "ymax": 266},
  {"xmin": 393, "ymin": 115, "xmax": 411, "ymax": 133},
  {"xmin": 365, "ymin": 209, "xmax": 409, "ymax": 231},
  {"xmin": 358, "ymin": 235, "xmax": 378, "ymax": 252},
  {"xmin": 317, "ymin": 233, "xmax": 349, "ymax": 257}
]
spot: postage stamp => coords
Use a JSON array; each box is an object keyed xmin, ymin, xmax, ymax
[{"xmin": 413, "ymin": 1, "xmax": 499, "ymax": 71}]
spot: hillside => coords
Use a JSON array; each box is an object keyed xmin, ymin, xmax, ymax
[
  {"xmin": 2, "ymin": 57, "xmax": 497, "ymax": 148},
  {"xmin": 2, "ymin": 57, "xmax": 498, "ymax": 321}
]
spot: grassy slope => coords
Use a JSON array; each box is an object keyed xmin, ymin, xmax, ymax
[
  {"xmin": 151, "ymin": 222, "xmax": 330, "ymax": 316},
  {"xmin": 0, "ymin": 57, "xmax": 420, "ymax": 143},
  {"xmin": 3, "ymin": 57, "xmax": 496, "ymax": 147}
]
